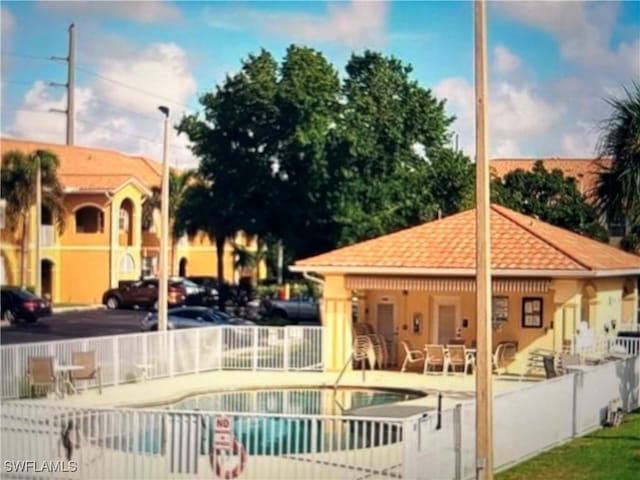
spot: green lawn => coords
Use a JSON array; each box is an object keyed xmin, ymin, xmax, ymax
[{"xmin": 497, "ymin": 410, "xmax": 640, "ymax": 480}]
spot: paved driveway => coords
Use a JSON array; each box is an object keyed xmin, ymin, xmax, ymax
[{"xmin": 0, "ymin": 308, "xmax": 147, "ymax": 345}]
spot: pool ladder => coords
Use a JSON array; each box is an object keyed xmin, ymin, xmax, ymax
[{"xmin": 333, "ymin": 335, "xmax": 377, "ymax": 395}]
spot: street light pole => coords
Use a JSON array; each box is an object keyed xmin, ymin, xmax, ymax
[
  {"xmin": 474, "ymin": 1, "xmax": 493, "ymax": 479},
  {"xmin": 158, "ymin": 106, "xmax": 170, "ymax": 332}
]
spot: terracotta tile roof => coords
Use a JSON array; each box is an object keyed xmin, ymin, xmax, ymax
[
  {"xmin": 490, "ymin": 157, "xmax": 611, "ymax": 201},
  {"xmin": 295, "ymin": 204, "xmax": 640, "ymax": 275},
  {"xmin": 0, "ymin": 137, "xmax": 162, "ymax": 192}
]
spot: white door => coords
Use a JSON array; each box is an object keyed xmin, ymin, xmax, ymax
[
  {"xmin": 436, "ymin": 304, "xmax": 457, "ymax": 344},
  {"xmin": 376, "ymin": 303, "xmax": 397, "ymax": 365}
]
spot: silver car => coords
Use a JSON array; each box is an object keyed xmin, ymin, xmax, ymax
[{"xmin": 140, "ymin": 306, "xmax": 255, "ymax": 331}]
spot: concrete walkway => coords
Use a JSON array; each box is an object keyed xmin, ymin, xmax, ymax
[{"xmin": 26, "ymin": 368, "xmax": 539, "ymax": 414}]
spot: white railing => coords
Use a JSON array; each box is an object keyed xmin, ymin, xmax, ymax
[
  {"xmin": 0, "ymin": 326, "xmax": 324, "ymax": 400},
  {"xmin": 571, "ymin": 334, "xmax": 640, "ymax": 358},
  {"xmin": 402, "ymin": 354, "xmax": 640, "ymax": 479},
  {"xmin": 1, "ymin": 351, "xmax": 638, "ymax": 478},
  {"xmin": 0, "ymin": 403, "xmax": 404, "ymax": 479}
]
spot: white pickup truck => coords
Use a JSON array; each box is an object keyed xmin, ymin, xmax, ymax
[{"xmin": 259, "ymin": 296, "xmax": 320, "ymax": 323}]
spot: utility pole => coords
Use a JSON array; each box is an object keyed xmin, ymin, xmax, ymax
[
  {"xmin": 50, "ymin": 23, "xmax": 75, "ymax": 145},
  {"xmin": 474, "ymin": 1, "xmax": 493, "ymax": 479}
]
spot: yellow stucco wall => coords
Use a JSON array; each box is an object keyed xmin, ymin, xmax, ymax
[{"xmin": 346, "ymin": 276, "xmax": 639, "ymax": 374}]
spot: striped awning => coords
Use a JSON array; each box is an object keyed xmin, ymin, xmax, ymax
[{"xmin": 345, "ymin": 276, "xmax": 551, "ymax": 294}]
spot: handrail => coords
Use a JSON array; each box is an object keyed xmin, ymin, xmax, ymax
[{"xmin": 333, "ymin": 335, "xmax": 376, "ymax": 394}]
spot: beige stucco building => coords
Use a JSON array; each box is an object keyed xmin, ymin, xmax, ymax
[{"xmin": 292, "ymin": 205, "xmax": 640, "ymax": 372}]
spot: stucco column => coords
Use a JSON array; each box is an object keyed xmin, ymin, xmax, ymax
[
  {"xmin": 322, "ymin": 275, "xmax": 353, "ymax": 372},
  {"xmin": 109, "ymin": 201, "xmax": 118, "ymax": 287}
]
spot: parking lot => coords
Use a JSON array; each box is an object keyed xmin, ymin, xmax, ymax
[
  {"xmin": 0, "ymin": 306, "xmax": 318, "ymax": 345},
  {"xmin": 0, "ymin": 308, "xmax": 147, "ymax": 345}
]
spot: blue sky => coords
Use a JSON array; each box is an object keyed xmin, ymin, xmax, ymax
[{"xmin": 1, "ymin": 1, "xmax": 639, "ymax": 168}]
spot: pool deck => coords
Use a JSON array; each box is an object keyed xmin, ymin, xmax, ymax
[{"xmin": 25, "ymin": 368, "xmax": 540, "ymax": 415}]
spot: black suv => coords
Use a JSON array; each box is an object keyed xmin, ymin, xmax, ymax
[{"xmin": 1, "ymin": 286, "xmax": 52, "ymax": 323}]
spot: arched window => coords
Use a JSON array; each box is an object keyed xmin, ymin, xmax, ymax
[
  {"xmin": 75, "ymin": 207, "xmax": 104, "ymax": 233},
  {"xmin": 119, "ymin": 208, "xmax": 130, "ymax": 231},
  {"xmin": 119, "ymin": 254, "xmax": 135, "ymax": 274}
]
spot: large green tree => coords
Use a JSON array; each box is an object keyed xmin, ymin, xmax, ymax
[
  {"xmin": 178, "ymin": 46, "xmax": 461, "ymax": 275},
  {"xmin": 331, "ymin": 50, "xmax": 454, "ymax": 246},
  {"xmin": 1, "ymin": 149, "xmax": 65, "ymax": 287},
  {"xmin": 271, "ymin": 45, "xmax": 342, "ymax": 258},
  {"xmin": 178, "ymin": 49, "xmax": 279, "ymax": 286},
  {"xmin": 492, "ymin": 161, "xmax": 609, "ymax": 242},
  {"xmin": 595, "ymin": 82, "xmax": 640, "ymax": 250},
  {"xmin": 426, "ymin": 148, "xmax": 475, "ymax": 217}
]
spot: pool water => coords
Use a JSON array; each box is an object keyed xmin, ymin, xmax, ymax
[
  {"xmin": 110, "ymin": 388, "xmax": 423, "ymax": 456},
  {"xmin": 172, "ymin": 387, "xmax": 422, "ymax": 416}
]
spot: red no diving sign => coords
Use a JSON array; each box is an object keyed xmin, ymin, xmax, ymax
[{"xmin": 210, "ymin": 416, "xmax": 248, "ymax": 479}]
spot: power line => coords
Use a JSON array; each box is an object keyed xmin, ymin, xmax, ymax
[
  {"xmin": 90, "ymin": 98, "xmax": 160, "ymax": 121},
  {"xmin": 75, "ymin": 64, "xmax": 200, "ymax": 112},
  {"xmin": 4, "ymin": 79, "xmax": 38, "ymax": 87},
  {"xmin": 1, "ymin": 107, "xmax": 56, "ymax": 115},
  {"xmin": 76, "ymin": 117, "xmax": 192, "ymax": 154},
  {"xmin": 1, "ymin": 51, "xmax": 54, "ymax": 61}
]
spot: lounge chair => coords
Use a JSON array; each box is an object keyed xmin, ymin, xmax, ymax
[
  {"xmin": 27, "ymin": 356, "xmax": 57, "ymax": 398},
  {"xmin": 424, "ymin": 344, "xmax": 449, "ymax": 374},
  {"xmin": 447, "ymin": 344, "xmax": 473, "ymax": 374},
  {"xmin": 400, "ymin": 341, "xmax": 424, "ymax": 373},
  {"xmin": 70, "ymin": 351, "xmax": 102, "ymax": 394}
]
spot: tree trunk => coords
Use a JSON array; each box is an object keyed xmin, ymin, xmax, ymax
[
  {"xmin": 20, "ymin": 212, "xmax": 29, "ymax": 287},
  {"xmin": 215, "ymin": 235, "xmax": 226, "ymax": 310}
]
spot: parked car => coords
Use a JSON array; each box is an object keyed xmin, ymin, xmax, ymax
[
  {"xmin": 259, "ymin": 295, "xmax": 320, "ymax": 323},
  {"xmin": 187, "ymin": 276, "xmax": 252, "ymax": 306},
  {"xmin": 140, "ymin": 306, "xmax": 256, "ymax": 346},
  {"xmin": 178, "ymin": 277, "xmax": 219, "ymax": 306},
  {"xmin": 1, "ymin": 286, "xmax": 52, "ymax": 323},
  {"xmin": 102, "ymin": 278, "xmax": 186, "ymax": 310}
]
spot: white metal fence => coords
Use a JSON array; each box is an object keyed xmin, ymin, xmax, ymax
[
  {"xmin": 0, "ymin": 326, "xmax": 323, "ymax": 400},
  {"xmin": 571, "ymin": 334, "xmax": 640, "ymax": 358},
  {"xmin": 0, "ymin": 403, "xmax": 405, "ymax": 479},
  {"xmin": 402, "ymin": 354, "xmax": 640, "ymax": 479},
  {"xmin": 2, "ymin": 355, "xmax": 638, "ymax": 479}
]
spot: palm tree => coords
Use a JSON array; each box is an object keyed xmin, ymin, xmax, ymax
[
  {"xmin": 175, "ymin": 181, "xmax": 240, "ymax": 308},
  {"xmin": 141, "ymin": 169, "xmax": 196, "ymax": 275},
  {"xmin": 595, "ymin": 82, "xmax": 640, "ymax": 250},
  {"xmin": 1, "ymin": 149, "xmax": 65, "ymax": 287},
  {"xmin": 233, "ymin": 240, "xmax": 268, "ymax": 286}
]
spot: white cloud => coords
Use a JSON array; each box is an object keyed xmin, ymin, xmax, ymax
[
  {"xmin": 435, "ymin": 77, "xmax": 563, "ymax": 158},
  {"xmin": 37, "ymin": 0, "xmax": 182, "ymax": 24},
  {"xmin": 494, "ymin": 1, "xmax": 639, "ymax": 76},
  {"xmin": 206, "ymin": 0, "xmax": 389, "ymax": 48},
  {"xmin": 4, "ymin": 42, "xmax": 200, "ymax": 169},
  {"xmin": 1, "ymin": 6, "xmax": 15, "ymax": 34},
  {"xmin": 493, "ymin": 45, "xmax": 521, "ymax": 75},
  {"xmin": 434, "ymin": 1, "xmax": 639, "ymax": 159}
]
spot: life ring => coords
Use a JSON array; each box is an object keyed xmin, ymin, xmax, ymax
[{"xmin": 210, "ymin": 438, "xmax": 248, "ymax": 479}]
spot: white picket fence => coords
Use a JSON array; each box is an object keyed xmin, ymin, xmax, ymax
[
  {"xmin": 0, "ymin": 326, "xmax": 324, "ymax": 400},
  {"xmin": 402, "ymin": 354, "xmax": 640, "ymax": 479}
]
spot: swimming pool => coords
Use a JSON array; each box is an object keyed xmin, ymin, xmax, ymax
[
  {"xmin": 105, "ymin": 387, "xmax": 424, "ymax": 456},
  {"xmin": 171, "ymin": 387, "xmax": 423, "ymax": 415}
]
